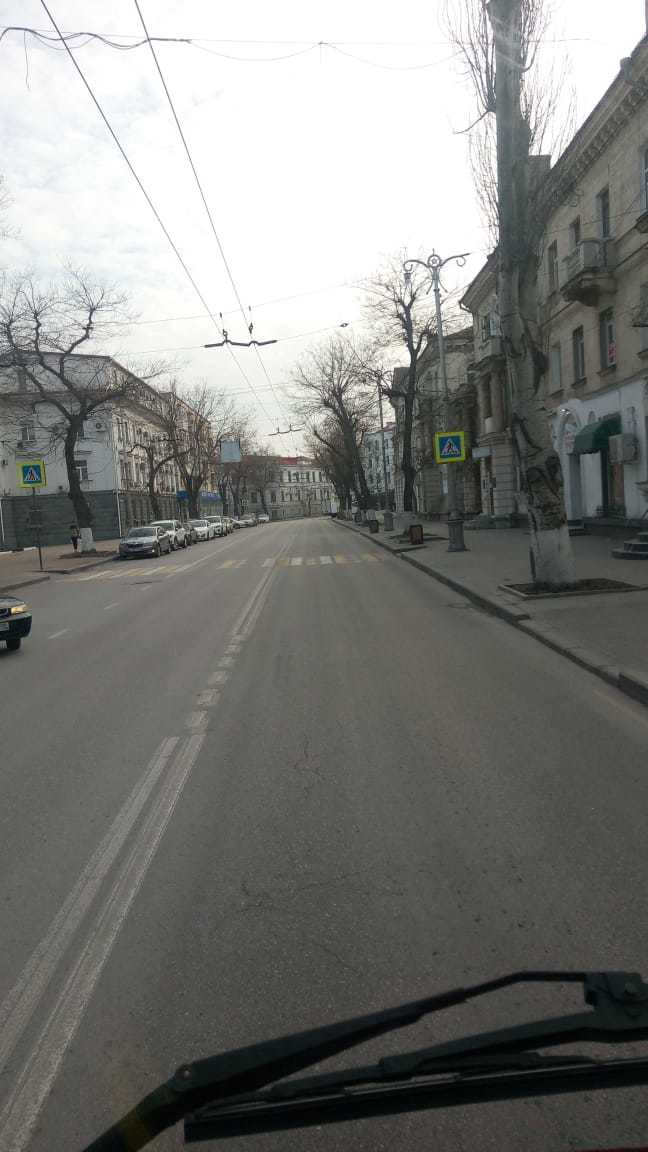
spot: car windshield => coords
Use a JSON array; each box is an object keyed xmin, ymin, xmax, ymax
[{"xmin": 6, "ymin": 12, "xmax": 648, "ymax": 1152}]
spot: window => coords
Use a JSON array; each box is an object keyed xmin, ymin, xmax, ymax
[
  {"xmin": 570, "ymin": 217, "xmax": 581, "ymax": 249},
  {"xmin": 319, "ymin": 471, "xmax": 323, "ymax": 481},
  {"xmin": 270, "ymin": 490, "xmax": 277, "ymax": 503},
  {"xmin": 572, "ymin": 326, "xmax": 586, "ymax": 381},
  {"xmin": 549, "ymin": 343, "xmax": 562, "ymax": 392},
  {"xmin": 75, "ymin": 458, "xmax": 89, "ymax": 482},
  {"xmin": 597, "ymin": 187, "xmax": 611, "ymax": 239},
  {"xmin": 281, "ymin": 491, "xmax": 285, "ymax": 502},
  {"xmin": 599, "ymin": 309, "xmax": 616, "ymax": 368},
  {"xmin": 547, "ymin": 241, "xmax": 559, "ymax": 293},
  {"xmin": 20, "ymin": 420, "xmax": 35, "ymax": 443}
]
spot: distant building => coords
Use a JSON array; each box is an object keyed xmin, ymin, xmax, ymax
[{"xmin": 245, "ymin": 456, "xmax": 333, "ymax": 520}]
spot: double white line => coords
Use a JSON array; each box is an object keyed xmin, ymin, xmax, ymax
[{"xmin": 0, "ymin": 736, "xmax": 204, "ymax": 1152}]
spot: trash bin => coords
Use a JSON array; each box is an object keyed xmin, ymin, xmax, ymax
[
  {"xmin": 369, "ymin": 519, "xmax": 379, "ymax": 534},
  {"xmin": 354, "ymin": 511, "xmax": 362, "ymax": 523},
  {"xmin": 409, "ymin": 523, "xmax": 424, "ymax": 546},
  {"xmin": 383, "ymin": 511, "xmax": 394, "ymax": 532}
]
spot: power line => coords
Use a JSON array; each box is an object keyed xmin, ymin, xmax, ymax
[
  {"xmin": 37, "ymin": 0, "xmax": 276, "ymax": 426},
  {"xmin": 133, "ymin": 0, "xmax": 287, "ymax": 427}
]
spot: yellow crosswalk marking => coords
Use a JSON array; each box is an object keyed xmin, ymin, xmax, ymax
[
  {"xmin": 305, "ymin": 557, "xmax": 319, "ymax": 566},
  {"xmin": 218, "ymin": 559, "xmax": 237, "ymax": 569},
  {"xmin": 277, "ymin": 557, "xmax": 291, "ymax": 567},
  {"xmin": 361, "ymin": 553, "xmax": 379, "ymax": 562},
  {"xmin": 333, "ymin": 554, "xmax": 350, "ymax": 564}
]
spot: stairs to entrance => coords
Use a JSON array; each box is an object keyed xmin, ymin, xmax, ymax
[{"xmin": 612, "ymin": 530, "xmax": 648, "ymax": 559}]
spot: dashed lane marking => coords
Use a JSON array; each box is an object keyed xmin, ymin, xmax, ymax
[
  {"xmin": 103, "ymin": 603, "xmax": 120, "ymax": 611},
  {"xmin": 197, "ymin": 689, "xmax": 220, "ymax": 707},
  {"xmin": 186, "ymin": 711, "xmax": 208, "ymax": 731},
  {"xmin": 290, "ymin": 556, "xmax": 303, "ymax": 566},
  {"xmin": 208, "ymin": 670, "xmax": 228, "ymax": 686},
  {"xmin": 47, "ymin": 629, "xmax": 69, "ymax": 640}
]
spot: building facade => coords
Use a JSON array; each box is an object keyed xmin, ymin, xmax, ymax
[
  {"xmin": 540, "ymin": 31, "xmax": 648, "ymax": 525},
  {"xmin": 245, "ymin": 456, "xmax": 333, "ymax": 520},
  {"xmin": 361, "ymin": 423, "xmax": 395, "ymax": 509},
  {"xmin": 0, "ymin": 354, "xmax": 217, "ymax": 548}
]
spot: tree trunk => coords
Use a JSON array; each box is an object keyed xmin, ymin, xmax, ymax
[
  {"xmin": 492, "ymin": 0, "xmax": 574, "ymax": 587},
  {"xmin": 64, "ymin": 423, "xmax": 95, "ymax": 552},
  {"xmin": 187, "ymin": 486, "xmax": 200, "ymax": 517},
  {"xmin": 401, "ymin": 384, "xmax": 416, "ymax": 513},
  {"xmin": 148, "ymin": 472, "xmax": 161, "ymax": 520}
]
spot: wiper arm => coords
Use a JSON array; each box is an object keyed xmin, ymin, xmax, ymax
[{"xmin": 80, "ymin": 970, "xmax": 646, "ymax": 1151}]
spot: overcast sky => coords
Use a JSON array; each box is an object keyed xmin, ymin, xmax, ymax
[{"xmin": 1, "ymin": 0, "xmax": 645, "ymax": 453}]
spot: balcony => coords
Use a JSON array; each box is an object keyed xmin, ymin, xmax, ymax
[
  {"xmin": 560, "ymin": 239, "xmax": 616, "ymax": 307},
  {"xmin": 473, "ymin": 335, "xmax": 504, "ymax": 372}
]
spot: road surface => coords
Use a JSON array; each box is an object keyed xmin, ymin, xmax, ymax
[{"xmin": 1, "ymin": 517, "xmax": 647, "ymax": 1151}]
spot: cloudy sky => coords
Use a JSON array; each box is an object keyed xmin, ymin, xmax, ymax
[{"xmin": 1, "ymin": 0, "xmax": 645, "ymax": 453}]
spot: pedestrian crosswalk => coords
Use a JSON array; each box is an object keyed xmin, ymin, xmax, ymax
[{"xmin": 72, "ymin": 553, "xmax": 384, "ymax": 583}]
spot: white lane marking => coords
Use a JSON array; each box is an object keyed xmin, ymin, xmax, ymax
[
  {"xmin": 231, "ymin": 634, "xmax": 245, "ymax": 645},
  {"xmin": 218, "ymin": 656, "xmax": 234, "ymax": 668},
  {"xmin": 319, "ymin": 555, "xmax": 333, "ymax": 564},
  {"xmin": 103, "ymin": 602, "xmax": 119, "ymax": 611},
  {"xmin": 186, "ymin": 711, "xmax": 207, "ymax": 731},
  {"xmin": 167, "ymin": 563, "xmax": 193, "ymax": 574},
  {"xmin": 290, "ymin": 557, "xmax": 303, "ymax": 566},
  {"xmin": 262, "ymin": 558, "xmax": 275, "ymax": 567},
  {"xmin": 334, "ymin": 554, "xmax": 351, "ymax": 564},
  {"xmin": 0, "ymin": 737, "xmax": 179, "ymax": 1088},
  {"xmin": 0, "ymin": 735, "xmax": 203, "ymax": 1152},
  {"xmin": 233, "ymin": 559, "xmax": 247, "ymax": 568},
  {"xmin": 306, "ymin": 557, "xmax": 318, "ymax": 566},
  {"xmin": 208, "ymin": 670, "xmax": 228, "ymax": 686},
  {"xmin": 226, "ymin": 643, "xmax": 242, "ymax": 655},
  {"xmin": 197, "ymin": 689, "xmax": 220, "ymax": 707},
  {"xmin": 47, "ymin": 629, "xmax": 69, "ymax": 640}
]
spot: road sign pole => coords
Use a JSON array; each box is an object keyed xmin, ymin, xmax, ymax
[
  {"xmin": 430, "ymin": 259, "xmax": 467, "ymax": 554},
  {"xmin": 32, "ymin": 487, "xmax": 43, "ymax": 572}
]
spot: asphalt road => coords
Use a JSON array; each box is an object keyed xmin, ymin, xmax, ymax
[{"xmin": 2, "ymin": 517, "xmax": 648, "ymax": 1152}]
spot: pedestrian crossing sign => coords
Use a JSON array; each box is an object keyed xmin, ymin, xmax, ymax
[
  {"xmin": 434, "ymin": 431, "xmax": 466, "ymax": 464},
  {"xmin": 17, "ymin": 459, "xmax": 46, "ymax": 487}
]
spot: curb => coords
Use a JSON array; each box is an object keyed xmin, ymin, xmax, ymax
[
  {"xmin": 47, "ymin": 553, "xmax": 118, "ymax": 575},
  {"xmin": 333, "ymin": 518, "xmax": 648, "ymax": 710},
  {"xmin": 0, "ymin": 575, "xmax": 51, "ymax": 593}
]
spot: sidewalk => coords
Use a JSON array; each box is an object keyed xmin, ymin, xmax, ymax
[
  {"xmin": 0, "ymin": 539, "xmax": 120, "ymax": 592},
  {"xmin": 335, "ymin": 518, "xmax": 648, "ymax": 706}
]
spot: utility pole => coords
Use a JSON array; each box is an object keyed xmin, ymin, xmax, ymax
[
  {"xmin": 377, "ymin": 378, "xmax": 390, "ymax": 511},
  {"xmin": 404, "ymin": 251, "xmax": 469, "ymax": 552}
]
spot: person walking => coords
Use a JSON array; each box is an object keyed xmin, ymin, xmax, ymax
[{"xmin": 70, "ymin": 524, "xmax": 80, "ymax": 552}]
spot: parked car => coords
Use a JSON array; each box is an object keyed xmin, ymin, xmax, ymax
[
  {"xmin": 0, "ymin": 595, "xmax": 32, "ymax": 652},
  {"xmin": 241, "ymin": 515, "xmax": 257, "ymax": 527},
  {"xmin": 119, "ymin": 525, "xmax": 172, "ymax": 559},
  {"xmin": 222, "ymin": 517, "xmax": 234, "ymax": 534},
  {"xmin": 187, "ymin": 518, "xmax": 211, "ymax": 542},
  {"xmin": 150, "ymin": 519, "xmax": 188, "ymax": 549},
  {"xmin": 205, "ymin": 515, "xmax": 226, "ymax": 537},
  {"xmin": 256, "ymin": 512, "xmax": 270, "ymax": 524},
  {"xmin": 232, "ymin": 518, "xmax": 244, "ymax": 529},
  {"xmin": 184, "ymin": 521, "xmax": 199, "ymax": 545}
]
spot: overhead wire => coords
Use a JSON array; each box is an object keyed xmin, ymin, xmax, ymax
[
  {"xmin": 132, "ymin": 0, "xmax": 289, "ymax": 441},
  {"xmin": 36, "ymin": 0, "xmax": 275, "ymax": 425}
]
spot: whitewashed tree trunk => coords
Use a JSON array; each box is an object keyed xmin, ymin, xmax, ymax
[{"xmin": 79, "ymin": 526, "xmax": 95, "ymax": 553}]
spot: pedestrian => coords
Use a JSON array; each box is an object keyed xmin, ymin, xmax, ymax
[{"xmin": 70, "ymin": 524, "xmax": 80, "ymax": 552}]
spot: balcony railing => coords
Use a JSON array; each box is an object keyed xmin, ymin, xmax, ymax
[{"xmin": 560, "ymin": 239, "xmax": 616, "ymax": 306}]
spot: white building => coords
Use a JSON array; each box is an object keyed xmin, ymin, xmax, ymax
[
  {"xmin": 246, "ymin": 456, "xmax": 333, "ymax": 519},
  {"xmin": 361, "ymin": 423, "xmax": 395, "ymax": 508}
]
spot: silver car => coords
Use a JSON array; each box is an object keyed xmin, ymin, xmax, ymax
[{"xmin": 119, "ymin": 525, "xmax": 172, "ymax": 558}]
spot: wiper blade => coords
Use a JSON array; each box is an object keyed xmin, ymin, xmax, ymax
[{"xmin": 80, "ymin": 970, "xmax": 647, "ymax": 1151}]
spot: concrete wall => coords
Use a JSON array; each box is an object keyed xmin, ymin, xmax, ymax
[{"xmin": 0, "ymin": 489, "xmax": 185, "ymax": 550}]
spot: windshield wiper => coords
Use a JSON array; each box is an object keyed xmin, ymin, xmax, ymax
[{"xmin": 80, "ymin": 970, "xmax": 648, "ymax": 1151}]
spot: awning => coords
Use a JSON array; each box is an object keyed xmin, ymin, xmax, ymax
[{"xmin": 572, "ymin": 414, "xmax": 621, "ymax": 455}]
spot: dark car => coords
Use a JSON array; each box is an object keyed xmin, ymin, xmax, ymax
[
  {"xmin": 119, "ymin": 525, "xmax": 172, "ymax": 559},
  {"xmin": 0, "ymin": 595, "xmax": 32, "ymax": 652}
]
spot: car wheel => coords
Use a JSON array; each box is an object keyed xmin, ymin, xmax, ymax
[
  {"xmin": 6, "ymin": 638, "xmax": 21, "ymax": 651},
  {"xmin": 154, "ymin": 544, "xmax": 161, "ymax": 557}
]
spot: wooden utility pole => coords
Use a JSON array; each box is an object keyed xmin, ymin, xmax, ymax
[{"xmin": 490, "ymin": 0, "xmax": 574, "ymax": 587}]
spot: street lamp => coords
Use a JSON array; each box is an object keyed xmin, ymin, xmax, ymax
[{"xmin": 403, "ymin": 250, "xmax": 469, "ymax": 553}]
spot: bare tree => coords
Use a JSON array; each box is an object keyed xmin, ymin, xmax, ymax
[
  {"xmin": 292, "ymin": 335, "xmax": 375, "ymax": 511},
  {"xmin": 0, "ymin": 270, "xmax": 155, "ymax": 551},
  {"xmin": 213, "ymin": 413, "xmax": 256, "ymax": 516},
  {"xmin": 129, "ymin": 429, "xmax": 176, "ymax": 520},
  {"xmin": 447, "ymin": 0, "xmax": 575, "ymax": 586},
  {"xmin": 306, "ymin": 420, "xmax": 355, "ymax": 512},
  {"xmin": 157, "ymin": 383, "xmax": 240, "ymax": 518},
  {"xmin": 245, "ymin": 448, "xmax": 281, "ymax": 515},
  {"xmin": 363, "ymin": 257, "xmax": 438, "ymax": 515}
]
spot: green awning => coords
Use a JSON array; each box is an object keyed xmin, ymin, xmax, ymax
[{"xmin": 573, "ymin": 414, "xmax": 621, "ymax": 455}]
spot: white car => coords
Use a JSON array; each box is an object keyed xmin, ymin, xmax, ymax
[
  {"xmin": 150, "ymin": 519, "xmax": 188, "ymax": 549},
  {"xmin": 205, "ymin": 515, "xmax": 226, "ymax": 537},
  {"xmin": 187, "ymin": 518, "xmax": 211, "ymax": 542},
  {"xmin": 256, "ymin": 513, "xmax": 270, "ymax": 524}
]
